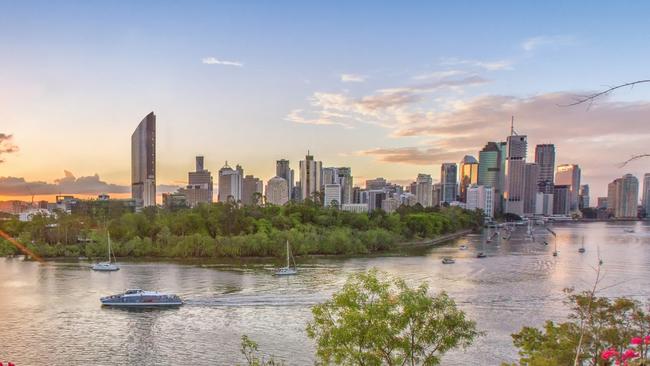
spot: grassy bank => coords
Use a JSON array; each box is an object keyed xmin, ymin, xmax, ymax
[{"xmin": 0, "ymin": 201, "xmax": 483, "ymax": 259}]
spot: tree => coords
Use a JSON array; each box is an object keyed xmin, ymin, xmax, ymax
[
  {"xmin": 306, "ymin": 269, "xmax": 481, "ymax": 365},
  {"xmin": 239, "ymin": 335, "xmax": 283, "ymax": 366}
]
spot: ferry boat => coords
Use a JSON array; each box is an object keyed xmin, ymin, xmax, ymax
[{"xmin": 100, "ymin": 289, "xmax": 183, "ymax": 307}]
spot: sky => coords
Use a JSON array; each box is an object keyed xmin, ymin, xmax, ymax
[{"xmin": 1, "ymin": 1, "xmax": 650, "ymax": 204}]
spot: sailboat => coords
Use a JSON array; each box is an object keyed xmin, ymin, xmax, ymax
[
  {"xmin": 275, "ymin": 240, "xmax": 297, "ymax": 276},
  {"xmin": 546, "ymin": 227, "xmax": 558, "ymax": 257},
  {"xmin": 92, "ymin": 230, "xmax": 119, "ymax": 271},
  {"xmin": 578, "ymin": 237, "xmax": 586, "ymax": 253},
  {"xmin": 477, "ymin": 229, "xmax": 487, "ymax": 258}
]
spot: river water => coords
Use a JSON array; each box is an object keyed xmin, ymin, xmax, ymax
[{"xmin": 1, "ymin": 221, "xmax": 649, "ymax": 365}]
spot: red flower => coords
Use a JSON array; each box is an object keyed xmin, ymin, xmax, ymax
[
  {"xmin": 645, "ymin": 335, "xmax": 650, "ymax": 345},
  {"xmin": 602, "ymin": 348, "xmax": 619, "ymax": 359},
  {"xmin": 631, "ymin": 337, "xmax": 643, "ymax": 345},
  {"xmin": 621, "ymin": 348, "xmax": 639, "ymax": 360}
]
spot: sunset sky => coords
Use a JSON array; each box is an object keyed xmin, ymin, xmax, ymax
[{"xmin": 1, "ymin": 1, "xmax": 650, "ymax": 203}]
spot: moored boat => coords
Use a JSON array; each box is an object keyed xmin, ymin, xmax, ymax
[
  {"xmin": 100, "ymin": 289, "xmax": 183, "ymax": 307},
  {"xmin": 442, "ymin": 257, "xmax": 455, "ymax": 264}
]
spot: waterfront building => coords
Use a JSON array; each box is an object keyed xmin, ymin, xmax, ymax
[
  {"xmin": 265, "ymin": 176, "xmax": 289, "ymax": 205},
  {"xmin": 440, "ymin": 163, "xmax": 458, "ymax": 204},
  {"xmin": 466, "ymin": 185, "xmax": 495, "ymax": 218},
  {"xmin": 579, "ymin": 184, "xmax": 590, "ymax": 209},
  {"xmin": 504, "ymin": 133, "xmax": 527, "ymax": 217},
  {"xmin": 131, "ymin": 112, "xmax": 156, "ymax": 209},
  {"xmin": 643, "ymin": 173, "xmax": 650, "ymax": 217},
  {"xmin": 242, "ymin": 175, "xmax": 264, "ymax": 205},
  {"xmin": 535, "ymin": 144, "xmax": 555, "ymax": 194},
  {"xmin": 276, "ymin": 159, "xmax": 293, "ymax": 200},
  {"xmin": 523, "ymin": 163, "xmax": 539, "ymax": 215},
  {"xmin": 218, "ymin": 162, "xmax": 243, "ymax": 202},
  {"xmin": 415, "ymin": 174, "xmax": 433, "ymax": 207},
  {"xmin": 299, "ymin": 152, "xmax": 322, "ymax": 202},
  {"xmin": 458, "ymin": 156, "xmax": 479, "ymax": 202},
  {"xmin": 187, "ymin": 156, "xmax": 213, "ymax": 205},
  {"xmin": 324, "ymin": 184, "xmax": 342, "ymax": 208},
  {"xmin": 535, "ymin": 192, "xmax": 554, "ymax": 216},
  {"xmin": 612, "ymin": 174, "xmax": 639, "ymax": 218},
  {"xmin": 607, "ymin": 180, "xmax": 619, "ymax": 214},
  {"xmin": 597, "ymin": 197, "xmax": 608, "ymax": 209},
  {"xmin": 555, "ymin": 164, "xmax": 581, "ymax": 211},
  {"xmin": 553, "ymin": 185, "xmax": 570, "ymax": 216},
  {"xmin": 478, "ymin": 141, "xmax": 506, "ymax": 212}
]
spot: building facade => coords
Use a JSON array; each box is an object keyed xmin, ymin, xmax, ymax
[
  {"xmin": 242, "ymin": 175, "xmax": 264, "ymax": 205},
  {"xmin": 265, "ymin": 176, "xmax": 289, "ymax": 205},
  {"xmin": 458, "ymin": 156, "xmax": 479, "ymax": 202},
  {"xmin": 613, "ymin": 174, "xmax": 639, "ymax": 218},
  {"xmin": 579, "ymin": 184, "xmax": 590, "ymax": 209},
  {"xmin": 440, "ymin": 163, "xmax": 458, "ymax": 204},
  {"xmin": 415, "ymin": 174, "xmax": 433, "ymax": 207},
  {"xmin": 555, "ymin": 164, "xmax": 581, "ymax": 212},
  {"xmin": 324, "ymin": 183, "xmax": 342, "ymax": 208},
  {"xmin": 218, "ymin": 162, "xmax": 243, "ymax": 202},
  {"xmin": 276, "ymin": 159, "xmax": 293, "ymax": 201},
  {"xmin": 535, "ymin": 144, "xmax": 555, "ymax": 194},
  {"xmin": 131, "ymin": 112, "xmax": 156, "ymax": 209},
  {"xmin": 299, "ymin": 153, "xmax": 322, "ymax": 202},
  {"xmin": 187, "ymin": 155, "xmax": 213, "ymax": 205},
  {"xmin": 466, "ymin": 184, "xmax": 495, "ymax": 218},
  {"xmin": 642, "ymin": 173, "xmax": 650, "ymax": 217},
  {"xmin": 523, "ymin": 163, "xmax": 539, "ymax": 215},
  {"xmin": 478, "ymin": 141, "xmax": 506, "ymax": 212},
  {"xmin": 553, "ymin": 185, "xmax": 570, "ymax": 216},
  {"xmin": 503, "ymin": 134, "xmax": 527, "ymax": 216}
]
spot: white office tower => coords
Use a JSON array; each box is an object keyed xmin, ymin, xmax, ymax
[
  {"xmin": 218, "ymin": 162, "xmax": 243, "ymax": 202},
  {"xmin": 466, "ymin": 185, "xmax": 495, "ymax": 218},
  {"xmin": 265, "ymin": 176, "xmax": 289, "ymax": 205},
  {"xmin": 324, "ymin": 184, "xmax": 342, "ymax": 208},
  {"xmin": 415, "ymin": 174, "xmax": 433, "ymax": 207},
  {"xmin": 503, "ymin": 131, "xmax": 527, "ymax": 217},
  {"xmin": 299, "ymin": 152, "xmax": 322, "ymax": 202}
]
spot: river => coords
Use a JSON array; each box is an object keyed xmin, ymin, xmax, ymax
[{"xmin": 1, "ymin": 221, "xmax": 649, "ymax": 365}]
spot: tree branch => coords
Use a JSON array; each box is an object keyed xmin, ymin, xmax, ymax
[{"xmin": 560, "ymin": 79, "xmax": 650, "ymax": 106}]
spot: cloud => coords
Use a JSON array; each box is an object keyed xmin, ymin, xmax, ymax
[
  {"xmin": 0, "ymin": 133, "xmax": 19, "ymax": 163},
  {"xmin": 521, "ymin": 35, "xmax": 575, "ymax": 51},
  {"xmin": 286, "ymin": 75, "xmax": 489, "ymax": 129},
  {"xmin": 412, "ymin": 70, "xmax": 465, "ymax": 80},
  {"xmin": 201, "ymin": 57, "xmax": 243, "ymax": 67},
  {"xmin": 341, "ymin": 74, "xmax": 366, "ymax": 82},
  {"xmin": 439, "ymin": 58, "xmax": 513, "ymax": 71},
  {"xmin": 0, "ymin": 171, "xmax": 181, "ymax": 196},
  {"xmin": 359, "ymin": 146, "xmax": 471, "ymax": 165}
]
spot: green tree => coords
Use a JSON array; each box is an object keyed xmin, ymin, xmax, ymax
[
  {"xmin": 306, "ymin": 269, "xmax": 481, "ymax": 365},
  {"xmin": 239, "ymin": 335, "xmax": 283, "ymax": 366}
]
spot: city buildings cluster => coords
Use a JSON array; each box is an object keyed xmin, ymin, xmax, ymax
[{"xmin": 4, "ymin": 112, "xmax": 649, "ymax": 221}]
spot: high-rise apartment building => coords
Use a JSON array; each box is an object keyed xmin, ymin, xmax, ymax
[
  {"xmin": 535, "ymin": 144, "xmax": 555, "ymax": 194},
  {"xmin": 478, "ymin": 141, "xmax": 506, "ymax": 211},
  {"xmin": 613, "ymin": 174, "xmax": 639, "ymax": 218},
  {"xmin": 218, "ymin": 162, "xmax": 243, "ymax": 202},
  {"xmin": 131, "ymin": 112, "xmax": 156, "ymax": 209},
  {"xmin": 440, "ymin": 163, "xmax": 458, "ymax": 203},
  {"xmin": 553, "ymin": 185, "xmax": 570, "ymax": 216},
  {"xmin": 323, "ymin": 167, "xmax": 353, "ymax": 204},
  {"xmin": 187, "ymin": 155, "xmax": 213, "ymax": 205},
  {"xmin": 504, "ymin": 134, "xmax": 527, "ymax": 216},
  {"xmin": 365, "ymin": 178, "xmax": 387, "ymax": 190},
  {"xmin": 607, "ymin": 179, "xmax": 619, "ymax": 214},
  {"xmin": 579, "ymin": 184, "xmax": 590, "ymax": 209},
  {"xmin": 523, "ymin": 163, "xmax": 539, "ymax": 215},
  {"xmin": 458, "ymin": 156, "xmax": 478, "ymax": 202},
  {"xmin": 642, "ymin": 173, "xmax": 650, "ymax": 217},
  {"xmin": 415, "ymin": 174, "xmax": 433, "ymax": 207},
  {"xmin": 265, "ymin": 176, "xmax": 289, "ymax": 205},
  {"xmin": 555, "ymin": 164, "xmax": 581, "ymax": 212},
  {"xmin": 299, "ymin": 152, "xmax": 322, "ymax": 202},
  {"xmin": 323, "ymin": 184, "xmax": 342, "ymax": 207},
  {"xmin": 242, "ymin": 175, "xmax": 264, "ymax": 205},
  {"xmin": 276, "ymin": 159, "xmax": 293, "ymax": 200},
  {"xmin": 466, "ymin": 185, "xmax": 495, "ymax": 218}
]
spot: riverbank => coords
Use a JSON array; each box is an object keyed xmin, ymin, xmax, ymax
[{"xmin": 395, "ymin": 229, "xmax": 473, "ymax": 248}]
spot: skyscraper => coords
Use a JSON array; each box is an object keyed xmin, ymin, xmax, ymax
[
  {"xmin": 440, "ymin": 163, "xmax": 458, "ymax": 203},
  {"xmin": 415, "ymin": 174, "xmax": 433, "ymax": 207},
  {"xmin": 535, "ymin": 144, "xmax": 555, "ymax": 194},
  {"xmin": 276, "ymin": 159, "xmax": 293, "ymax": 200},
  {"xmin": 615, "ymin": 174, "xmax": 639, "ymax": 218},
  {"xmin": 523, "ymin": 163, "xmax": 539, "ymax": 215},
  {"xmin": 323, "ymin": 184, "xmax": 342, "ymax": 207},
  {"xmin": 503, "ymin": 133, "xmax": 527, "ymax": 216},
  {"xmin": 131, "ymin": 112, "xmax": 156, "ymax": 209},
  {"xmin": 642, "ymin": 173, "xmax": 650, "ymax": 217},
  {"xmin": 187, "ymin": 155, "xmax": 213, "ymax": 204},
  {"xmin": 478, "ymin": 141, "xmax": 506, "ymax": 211},
  {"xmin": 242, "ymin": 175, "xmax": 264, "ymax": 205},
  {"xmin": 299, "ymin": 152, "xmax": 322, "ymax": 202},
  {"xmin": 579, "ymin": 184, "xmax": 590, "ymax": 209},
  {"xmin": 555, "ymin": 164, "xmax": 581, "ymax": 211},
  {"xmin": 553, "ymin": 185, "xmax": 570, "ymax": 215},
  {"xmin": 266, "ymin": 176, "xmax": 289, "ymax": 206},
  {"xmin": 218, "ymin": 162, "xmax": 243, "ymax": 202},
  {"xmin": 466, "ymin": 185, "xmax": 495, "ymax": 218},
  {"xmin": 458, "ymin": 156, "xmax": 479, "ymax": 202}
]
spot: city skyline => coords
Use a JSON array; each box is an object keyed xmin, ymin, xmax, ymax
[{"xmin": 2, "ymin": 2, "xmax": 650, "ymax": 203}]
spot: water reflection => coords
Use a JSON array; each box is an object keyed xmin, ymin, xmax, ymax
[{"xmin": 0, "ymin": 221, "xmax": 648, "ymax": 365}]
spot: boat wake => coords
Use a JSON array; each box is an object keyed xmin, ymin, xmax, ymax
[{"xmin": 184, "ymin": 293, "xmax": 325, "ymax": 307}]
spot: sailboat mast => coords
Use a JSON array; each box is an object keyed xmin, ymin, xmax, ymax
[
  {"xmin": 107, "ymin": 230, "xmax": 112, "ymax": 263},
  {"xmin": 286, "ymin": 240, "xmax": 290, "ymax": 268}
]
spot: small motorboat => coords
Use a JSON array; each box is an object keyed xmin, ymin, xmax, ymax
[
  {"xmin": 476, "ymin": 252, "xmax": 487, "ymax": 258},
  {"xmin": 442, "ymin": 257, "xmax": 455, "ymax": 264},
  {"xmin": 92, "ymin": 262, "xmax": 119, "ymax": 271},
  {"xmin": 624, "ymin": 228, "xmax": 635, "ymax": 233},
  {"xmin": 552, "ymin": 251, "xmax": 558, "ymax": 257},
  {"xmin": 578, "ymin": 248, "xmax": 585, "ymax": 253},
  {"xmin": 100, "ymin": 289, "xmax": 183, "ymax": 307},
  {"xmin": 459, "ymin": 245, "xmax": 468, "ymax": 250}
]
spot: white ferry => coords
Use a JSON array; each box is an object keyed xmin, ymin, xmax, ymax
[{"xmin": 100, "ymin": 289, "xmax": 183, "ymax": 307}]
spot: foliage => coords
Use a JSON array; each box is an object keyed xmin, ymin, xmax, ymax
[
  {"xmin": 306, "ymin": 269, "xmax": 481, "ymax": 365},
  {"xmin": 239, "ymin": 335, "xmax": 283, "ymax": 366},
  {"xmin": 509, "ymin": 290, "xmax": 650, "ymax": 366},
  {"xmin": 0, "ymin": 202, "xmax": 482, "ymax": 258}
]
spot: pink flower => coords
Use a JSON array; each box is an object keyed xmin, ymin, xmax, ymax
[
  {"xmin": 602, "ymin": 348, "xmax": 619, "ymax": 359},
  {"xmin": 621, "ymin": 348, "xmax": 639, "ymax": 360},
  {"xmin": 645, "ymin": 335, "xmax": 650, "ymax": 345},
  {"xmin": 631, "ymin": 337, "xmax": 643, "ymax": 345}
]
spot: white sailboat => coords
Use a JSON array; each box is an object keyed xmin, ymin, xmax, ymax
[
  {"xmin": 275, "ymin": 240, "xmax": 297, "ymax": 276},
  {"xmin": 578, "ymin": 237, "xmax": 586, "ymax": 253},
  {"xmin": 92, "ymin": 231, "xmax": 119, "ymax": 271}
]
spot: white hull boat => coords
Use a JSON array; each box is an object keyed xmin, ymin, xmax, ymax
[{"xmin": 101, "ymin": 289, "xmax": 183, "ymax": 307}]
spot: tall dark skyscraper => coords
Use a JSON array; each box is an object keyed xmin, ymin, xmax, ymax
[
  {"xmin": 131, "ymin": 112, "xmax": 156, "ymax": 209},
  {"xmin": 535, "ymin": 144, "xmax": 555, "ymax": 194},
  {"xmin": 504, "ymin": 133, "xmax": 527, "ymax": 216},
  {"xmin": 440, "ymin": 163, "xmax": 458, "ymax": 203}
]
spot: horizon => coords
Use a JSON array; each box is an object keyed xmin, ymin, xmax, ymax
[{"xmin": 2, "ymin": 1, "xmax": 650, "ymax": 203}]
